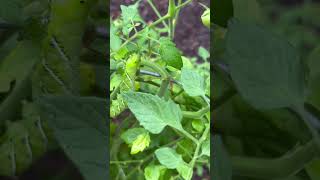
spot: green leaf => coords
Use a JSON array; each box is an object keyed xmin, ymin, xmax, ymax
[
  {"xmin": 120, "ymin": 3, "xmax": 142, "ymax": 24},
  {"xmin": 159, "ymin": 37, "xmax": 183, "ymax": 69},
  {"xmin": 110, "ymin": 94, "xmax": 126, "ymax": 118},
  {"xmin": 198, "ymin": 46, "xmax": 210, "ymax": 61},
  {"xmin": 110, "ymin": 73, "xmax": 122, "ymax": 91},
  {"xmin": 192, "ymin": 119, "xmax": 205, "ymax": 133},
  {"xmin": 232, "ymin": 0, "xmax": 263, "ymax": 23},
  {"xmin": 177, "ymin": 162, "xmax": 193, "ymax": 180},
  {"xmin": 201, "ymin": 138, "xmax": 210, "ymax": 157},
  {"xmin": 155, "ymin": 147, "xmax": 183, "ymax": 169},
  {"xmin": 110, "ymin": 23, "xmax": 122, "ymax": 51},
  {"xmin": 121, "ymin": 128, "xmax": 148, "ymax": 144},
  {"xmin": 123, "ymin": 92, "xmax": 183, "ymax": 134},
  {"xmin": 130, "ymin": 132, "xmax": 151, "ymax": 154},
  {"xmin": 144, "ymin": 165, "xmax": 166, "ymax": 180},
  {"xmin": 213, "ymin": 135, "xmax": 232, "ymax": 180},
  {"xmin": 225, "ymin": 20, "xmax": 305, "ymax": 109},
  {"xmin": 37, "ymin": 96, "xmax": 107, "ymax": 180},
  {"xmin": 181, "ymin": 68, "xmax": 206, "ymax": 97},
  {"xmin": 0, "ymin": 0, "xmax": 23, "ymax": 24},
  {"xmin": 306, "ymin": 159, "xmax": 320, "ymax": 180},
  {"xmin": 113, "ymin": 47, "xmax": 129, "ymax": 61},
  {"xmin": 182, "ymin": 56, "xmax": 193, "ymax": 69}
]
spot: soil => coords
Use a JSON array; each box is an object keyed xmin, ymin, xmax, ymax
[{"xmin": 111, "ymin": 0, "xmax": 210, "ymax": 58}]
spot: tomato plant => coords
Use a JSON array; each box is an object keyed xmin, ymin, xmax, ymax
[
  {"xmin": 213, "ymin": 0, "xmax": 320, "ymax": 180},
  {"xmin": 110, "ymin": 0, "xmax": 210, "ymax": 179}
]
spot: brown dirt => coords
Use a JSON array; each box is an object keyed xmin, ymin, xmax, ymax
[{"xmin": 111, "ymin": 0, "xmax": 210, "ymax": 57}]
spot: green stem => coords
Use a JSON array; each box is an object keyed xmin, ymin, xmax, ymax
[
  {"xmin": 172, "ymin": 0, "xmax": 182, "ymax": 38},
  {"xmin": 180, "ymin": 129, "xmax": 198, "ymax": 145},
  {"xmin": 182, "ymin": 106, "xmax": 209, "ymax": 119},
  {"xmin": 293, "ymin": 105, "xmax": 320, "ymax": 153},
  {"xmin": 158, "ymin": 78, "xmax": 170, "ymax": 97},
  {"xmin": 147, "ymin": 0, "xmax": 169, "ymax": 29},
  {"xmin": 231, "ymin": 140, "xmax": 317, "ymax": 178},
  {"xmin": 168, "ymin": 18, "xmax": 172, "ymax": 38},
  {"xmin": 110, "ymin": 160, "xmax": 144, "ymax": 165},
  {"xmin": 111, "ymin": 115, "xmax": 135, "ymax": 179},
  {"xmin": 120, "ymin": 15, "xmax": 170, "ymax": 49},
  {"xmin": 202, "ymin": 95, "xmax": 210, "ymax": 107},
  {"xmin": 176, "ymin": 0, "xmax": 193, "ymax": 10},
  {"xmin": 188, "ymin": 124, "xmax": 210, "ymax": 180}
]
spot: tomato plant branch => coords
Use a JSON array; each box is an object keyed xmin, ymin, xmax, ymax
[
  {"xmin": 176, "ymin": 0, "xmax": 193, "ymax": 10},
  {"xmin": 231, "ymin": 140, "xmax": 317, "ymax": 178},
  {"xmin": 182, "ymin": 106, "xmax": 209, "ymax": 119},
  {"xmin": 188, "ymin": 124, "xmax": 210, "ymax": 180},
  {"xmin": 180, "ymin": 129, "xmax": 198, "ymax": 145},
  {"xmin": 136, "ymin": 78, "xmax": 160, "ymax": 87},
  {"xmin": 120, "ymin": 14, "xmax": 170, "ymax": 49},
  {"xmin": 172, "ymin": 0, "xmax": 182, "ymax": 38},
  {"xmin": 293, "ymin": 105, "xmax": 320, "ymax": 153},
  {"xmin": 110, "ymin": 160, "xmax": 144, "ymax": 165},
  {"xmin": 146, "ymin": 0, "xmax": 169, "ymax": 29}
]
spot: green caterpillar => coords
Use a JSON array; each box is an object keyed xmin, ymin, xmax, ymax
[
  {"xmin": 110, "ymin": 54, "xmax": 140, "ymax": 118},
  {"xmin": 0, "ymin": 0, "xmax": 96, "ymax": 176},
  {"xmin": 0, "ymin": 101, "xmax": 54, "ymax": 176},
  {"xmin": 32, "ymin": 0, "xmax": 96, "ymax": 96}
]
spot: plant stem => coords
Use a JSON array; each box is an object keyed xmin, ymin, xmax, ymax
[
  {"xmin": 180, "ymin": 129, "xmax": 198, "ymax": 145},
  {"xmin": 182, "ymin": 106, "xmax": 209, "ymax": 119},
  {"xmin": 158, "ymin": 78, "xmax": 170, "ymax": 97},
  {"xmin": 169, "ymin": 18, "xmax": 174, "ymax": 39},
  {"xmin": 136, "ymin": 78, "xmax": 160, "ymax": 87},
  {"xmin": 110, "ymin": 160, "xmax": 144, "ymax": 165},
  {"xmin": 187, "ymin": 124, "xmax": 210, "ymax": 180},
  {"xmin": 293, "ymin": 105, "xmax": 320, "ymax": 153},
  {"xmin": 202, "ymin": 95, "xmax": 210, "ymax": 107},
  {"xmin": 231, "ymin": 140, "xmax": 316, "ymax": 178},
  {"xmin": 120, "ymin": 14, "xmax": 170, "ymax": 49},
  {"xmin": 176, "ymin": 0, "xmax": 193, "ymax": 10},
  {"xmin": 111, "ymin": 115, "xmax": 135, "ymax": 179},
  {"xmin": 147, "ymin": 0, "xmax": 169, "ymax": 29},
  {"xmin": 172, "ymin": 0, "xmax": 182, "ymax": 38}
]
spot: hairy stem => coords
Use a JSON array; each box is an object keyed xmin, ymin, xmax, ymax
[
  {"xmin": 120, "ymin": 15, "xmax": 170, "ymax": 49},
  {"xmin": 147, "ymin": 0, "xmax": 169, "ymax": 29},
  {"xmin": 293, "ymin": 105, "xmax": 320, "ymax": 153},
  {"xmin": 182, "ymin": 106, "xmax": 209, "ymax": 119},
  {"xmin": 188, "ymin": 124, "xmax": 210, "ymax": 180},
  {"xmin": 231, "ymin": 140, "xmax": 317, "ymax": 178}
]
